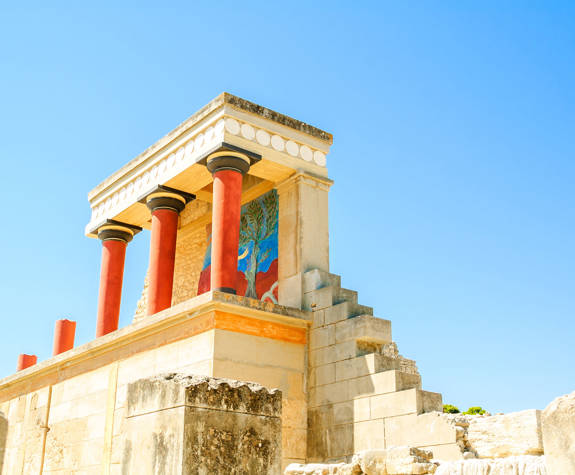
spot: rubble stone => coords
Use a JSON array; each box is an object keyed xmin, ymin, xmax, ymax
[{"xmin": 541, "ymin": 390, "xmax": 575, "ymax": 475}]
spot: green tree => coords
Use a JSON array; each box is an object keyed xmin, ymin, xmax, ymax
[
  {"xmin": 443, "ymin": 404, "xmax": 460, "ymax": 414},
  {"xmin": 463, "ymin": 406, "xmax": 487, "ymax": 415}
]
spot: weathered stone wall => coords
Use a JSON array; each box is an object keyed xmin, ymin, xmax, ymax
[
  {"xmin": 465, "ymin": 410, "xmax": 543, "ymax": 458},
  {"xmin": 0, "ymin": 330, "xmax": 215, "ymax": 474},
  {"xmin": 0, "ymin": 294, "xmax": 307, "ymax": 473},
  {"xmin": 303, "ymin": 269, "xmax": 448, "ymax": 462},
  {"xmin": 124, "ymin": 374, "xmax": 282, "ymax": 475},
  {"xmin": 212, "ymin": 327, "xmax": 307, "ymax": 467}
]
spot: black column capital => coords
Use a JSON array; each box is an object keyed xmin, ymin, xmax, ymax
[
  {"xmin": 140, "ymin": 185, "xmax": 196, "ymax": 213},
  {"xmin": 96, "ymin": 220, "xmax": 142, "ymax": 243},
  {"xmin": 207, "ymin": 151, "xmax": 251, "ymax": 175}
]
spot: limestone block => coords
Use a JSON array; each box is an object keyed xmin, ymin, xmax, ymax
[
  {"xmin": 466, "ymin": 410, "xmax": 543, "ymax": 458},
  {"xmin": 311, "ymin": 381, "xmax": 350, "ymax": 407},
  {"xmin": 328, "ymin": 399, "xmax": 372, "ymax": 425},
  {"xmin": 304, "ymin": 286, "xmax": 336, "ymax": 311},
  {"xmin": 8, "ymin": 395, "xmax": 26, "ymax": 422},
  {"xmin": 213, "ymin": 360, "xmax": 305, "ymax": 402},
  {"xmin": 303, "ymin": 269, "xmax": 341, "ymax": 294},
  {"xmin": 279, "ymin": 274, "xmax": 304, "ymax": 309},
  {"xmin": 354, "ymin": 419, "xmax": 386, "ymax": 452},
  {"xmin": 0, "ymin": 411, "xmax": 7, "ymax": 471},
  {"xmin": 541, "ymin": 390, "xmax": 575, "ymax": 475},
  {"xmin": 385, "ymin": 413, "xmax": 459, "ymax": 450},
  {"xmin": 327, "ymin": 423, "xmax": 354, "ymax": 458},
  {"xmin": 277, "ymin": 173, "xmax": 330, "ymax": 284},
  {"xmin": 335, "ymin": 316, "xmax": 392, "ymax": 345},
  {"xmin": 307, "ymin": 422, "xmax": 354, "ymax": 462},
  {"xmin": 352, "ymin": 447, "xmax": 437, "ymax": 475},
  {"xmin": 334, "ymin": 288, "xmax": 359, "ymax": 305},
  {"xmin": 123, "ymin": 373, "xmax": 282, "ymax": 475},
  {"xmin": 312, "ymin": 364, "xmax": 336, "ymax": 387},
  {"xmin": 370, "ymin": 388, "xmax": 440, "ymax": 419},
  {"xmin": 283, "ymin": 428, "xmax": 308, "ymax": 461},
  {"xmin": 312, "ymin": 309, "xmax": 326, "ymax": 329},
  {"xmin": 214, "ymin": 329, "xmax": 305, "ymax": 371},
  {"xmin": 435, "ymin": 455, "xmax": 547, "ymax": 475},
  {"xmin": 310, "ymin": 341, "xmax": 357, "ymax": 367},
  {"xmin": 321, "ymin": 302, "xmax": 374, "ymax": 327},
  {"xmin": 349, "ymin": 371, "xmax": 423, "ymax": 400},
  {"xmin": 419, "ymin": 443, "xmax": 463, "ymax": 461},
  {"xmin": 285, "ymin": 462, "xmax": 361, "ymax": 474},
  {"xmin": 177, "ymin": 331, "xmax": 215, "ymax": 365},
  {"xmin": 335, "ymin": 354, "xmax": 381, "ymax": 381},
  {"xmin": 324, "ymin": 303, "xmax": 352, "ymax": 325},
  {"xmin": 311, "ymin": 326, "xmax": 336, "ymax": 350}
]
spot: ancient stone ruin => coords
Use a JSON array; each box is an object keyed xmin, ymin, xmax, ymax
[{"xmin": 0, "ymin": 93, "xmax": 571, "ymax": 474}]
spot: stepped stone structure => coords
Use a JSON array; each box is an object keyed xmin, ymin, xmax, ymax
[{"xmin": 0, "ymin": 93, "xmax": 570, "ymax": 474}]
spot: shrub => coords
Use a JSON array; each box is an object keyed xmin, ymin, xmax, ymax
[
  {"xmin": 463, "ymin": 406, "xmax": 486, "ymax": 415},
  {"xmin": 443, "ymin": 404, "xmax": 460, "ymax": 414}
]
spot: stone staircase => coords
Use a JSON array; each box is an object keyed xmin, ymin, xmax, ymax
[{"xmin": 303, "ymin": 269, "xmax": 452, "ymax": 463}]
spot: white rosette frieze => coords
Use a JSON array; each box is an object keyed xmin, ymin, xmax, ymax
[{"xmin": 89, "ymin": 113, "xmax": 328, "ymax": 226}]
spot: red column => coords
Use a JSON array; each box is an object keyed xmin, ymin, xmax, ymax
[
  {"xmin": 145, "ymin": 190, "xmax": 191, "ymax": 315},
  {"xmin": 207, "ymin": 152, "xmax": 251, "ymax": 294},
  {"xmin": 17, "ymin": 354, "xmax": 37, "ymax": 371},
  {"xmin": 95, "ymin": 223, "xmax": 139, "ymax": 337},
  {"xmin": 53, "ymin": 319, "xmax": 76, "ymax": 355}
]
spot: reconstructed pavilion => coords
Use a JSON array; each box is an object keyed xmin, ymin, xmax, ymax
[{"xmin": 0, "ymin": 94, "xmax": 551, "ymax": 474}]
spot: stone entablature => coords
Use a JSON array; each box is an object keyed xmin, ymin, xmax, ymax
[{"xmin": 85, "ymin": 92, "xmax": 333, "ymax": 237}]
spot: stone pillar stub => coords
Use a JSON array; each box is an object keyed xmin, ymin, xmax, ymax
[
  {"xmin": 277, "ymin": 171, "xmax": 332, "ymax": 309},
  {"xmin": 123, "ymin": 373, "xmax": 283, "ymax": 475}
]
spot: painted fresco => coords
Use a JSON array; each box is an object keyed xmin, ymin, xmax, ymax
[{"xmin": 197, "ymin": 189, "xmax": 279, "ymax": 303}]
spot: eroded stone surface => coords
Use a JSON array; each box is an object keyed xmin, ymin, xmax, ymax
[
  {"xmin": 124, "ymin": 373, "xmax": 282, "ymax": 475},
  {"xmin": 285, "ymin": 447, "xmax": 437, "ymax": 474},
  {"xmin": 541, "ymin": 390, "xmax": 575, "ymax": 475},
  {"xmin": 435, "ymin": 455, "xmax": 547, "ymax": 475},
  {"xmin": 439, "ymin": 410, "xmax": 543, "ymax": 459}
]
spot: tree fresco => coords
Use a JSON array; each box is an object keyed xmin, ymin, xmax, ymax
[
  {"xmin": 197, "ymin": 190, "xmax": 279, "ymax": 302},
  {"xmin": 238, "ymin": 190, "xmax": 279, "ymax": 299}
]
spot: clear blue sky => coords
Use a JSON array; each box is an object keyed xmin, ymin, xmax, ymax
[{"xmin": 0, "ymin": 2, "xmax": 573, "ymax": 414}]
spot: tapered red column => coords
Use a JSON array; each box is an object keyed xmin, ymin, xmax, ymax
[
  {"xmin": 96, "ymin": 221, "xmax": 141, "ymax": 337},
  {"xmin": 53, "ymin": 319, "xmax": 76, "ymax": 355},
  {"xmin": 17, "ymin": 354, "xmax": 37, "ymax": 371},
  {"xmin": 145, "ymin": 187, "xmax": 194, "ymax": 315},
  {"xmin": 207, "ymin": 152, "xmax": 251, "ymax": 294}
]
